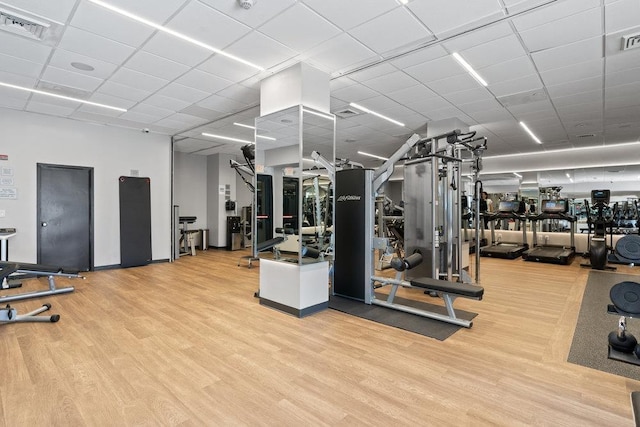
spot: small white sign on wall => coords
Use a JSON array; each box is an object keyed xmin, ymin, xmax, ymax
[
  {"xmin": 0, "ymin": 187, "xmax": 17, "ymax": 199},
  {"xmin": 219, "ymin": 185, "xmax": 225, "ymax": 195}
]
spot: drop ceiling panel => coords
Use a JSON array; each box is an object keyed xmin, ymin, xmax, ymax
[
  {"xmin": 109, "ymin": 68, "xmax": 169, "ymax": 93},
  {"xmin": 76, "ymin": 102, "xmax": 123, "ymax": 117},
  {"xmin": 49, "ymin": 49, "xmax": 118, "ymax": 80},
  {"xmin": 408, "ymin": 0, "xmax": 504, "ymax": 36},
  {"xmin": 129, "ymin": 103, "xmax": 174, "ymax": 120},
  {"xmin": 519, "ymin": 7, "xmax": 603, "ymax": 52},
  {"xmin": 459, "ymin": 35, "xmax": 528, "ymax": 69},
  {"xmin": 443, "ymin": 22, "xmax": 513, "ymax": 53},
  {"xmin": 428, "ymin": 73, "xmax": 483, "ymax": 96},
  {"xmin": 477, "ymin": 56, "xmax": 538, "ymax": 85},
  {"xmin": 389, "ymin": 45, "xmax": 448, "ymax": 70},
  {"xmin": 404, "ymin": 55, "xmax": 466, "ymax": 84},
  {"xmin": 466, "ymin": 108, "xmax": 513, "ymax": 123},
  {"xmin": 197, "ymin": 94, "xmax": 247, "ymax": 112},
  {"xmin": 606, "ymin": 67, "xmax": 640, "ymax": 87},
  {"xmin": 143, "ymin": 32, "xmax": 211, "ymax": 67},
  {"xmin": 98, "ymin": 81, "xmax": 152, "ymax": 102},
  {"xmin": 0, "ymin": 52, "xmax": 43, "ymax": 78},
  {"xmin": 540, "ymin": 58, "xmax": 603, "ymax": 87},
  {"xmin": 386, "ymin": 84, "xmax": 439, "ymax": 105},
  {"xmin": 225, "ymin": 31, "xmax": 297, "ymax": 70},
  {"xmin": 57, "ymin": 26, "xmax": 135, "ymax": 65},
  {"xmin": 156, "ymin": 82, "xmax": 209, "ymax": 103},
  {"xmin": 125, "ymin": 51, "xmax": 190, "ymax": 81},
  {"xmin": 258, "ymin": 3, "xmax": 341, "ymax": 52},
  {"xmin": 605, "ymin": 0, "xmax": 640, "ymax": 33},
  {"xmin": 362, "ymin": 71, "xmax": 418, "ymax": 94},
  {"xmin": 118, "ymin": 111, "xmax": 161, "ymax": 124},
  {"xmin": 304, "ymin": 0, "xmax": 397, "ymax": 31},
  {"xmin": 0, "ymin": 97, "xmax": 27, "ymax": 109},
  {"xmin": 29, "ymin": 92, "xmax": 81, "ymax": 109},
  {"xmin": 88, "ymin": 92, "xmax": 137, "ymax": 110},
  {"xmin": 546, "ymin": 75, "xmax": 603, "ymax": 98},
  {"xmin": 305, "ymin": 33, "xmax": 378, "ymax": 74},
  {"xmin": 457, "ymin": 97, "xmax": 504, "ymax": 114},
  {"xmin": 489, "ymin": 74, "xmax": 543, "ymax": 97},
  {"xmin": 606, "ymin": 51, "xmax": 640, "ymax": 74},
  {"xmin": 216, "ymin": 84, "xmax": 260, "ymax": 106},
  {"xmin": 531, "ymin": 36, "xmax": 603, "ymax": 71},
  {"xmin": 551, "ymin": 90, "xmax": 603, "ymax": 107},
  {"xmin": 141, "ymin": 94, "xmax": 191, "ymax": 111},
  {"xmin": 332, "ymin": 83, "xmax": 380, "ymax": 103},
  {"xmin": 403, "ymin": 95, "xmax": 453, "ymax": 113},
  {"xmin": 0, "ymin": 32, "xmax": 52, "ymax": 63},
  {"xmin": 99, "ymin": 0, "xmax": 188, "ymax": 24},
  {"xmin": 511, "ymin": 0, "xmax": 600, "ymax": 31},
  {"xmin": 198, "ymin": 55, "xmax": 260, "ymax": 82},
  {"xmin": 41, "ymin": 66, "xmax": 104, "ymax": 92},
  {"xmin": 70, "ymin": 2, "xmax": 156, "ymax": 48},
  {"xmin": 174, "ymin": 69, "xmax": 232, "ymax": 94},
  {"xmin": 4, "ymin": 0, "xmax": 77, "ymax": 24},
  {"xmin": 606, "ymin": 93, "xmax": 640, "ymax": 110},
  {"xmin": 349, "ymin": 7, "xmax": 432, "ymax": 55},
  {"xmin": 200, "ymin": 0, "xmax": 295, "ymax": 28},
  {"xmin": 27, "ymin": 100, "xmax": 76, "ymax": 118}
]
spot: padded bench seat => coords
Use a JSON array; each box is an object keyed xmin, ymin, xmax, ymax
[{"xmin": 410, "ymin": 277, "xmax": 484, "ymax": 299}]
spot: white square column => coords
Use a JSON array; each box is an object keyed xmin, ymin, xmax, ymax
[{"xmin": 260, "ymin": 63, "xmax": 330, "ymax": 116}]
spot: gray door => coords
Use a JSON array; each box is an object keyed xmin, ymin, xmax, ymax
[{"xmin": 37, "ymin": 164, "xmax": 93, "ymax": 271}]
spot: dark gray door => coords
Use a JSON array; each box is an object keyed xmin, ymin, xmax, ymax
[{"xmin": 37, "ymin": 164, "xmax": 93, "ymax": 271}]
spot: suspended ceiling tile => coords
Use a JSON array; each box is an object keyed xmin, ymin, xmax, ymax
[
  {"xmin": 389, "ymin": 45, "xmax": 448, "ymax": 70},
  {"xmin": 0, "ymin": 32, "xmax": 52, "ymax": 63},
  {"xmin": 332, "ymin": 83, "xmax": 380, "ymax": 103},
  {"xmin": 110, "ymin": 68, "xmax": 169, "ymax": 93},
  {"xmin": 305, "ymin": 33, "xmax": 378, "ymax": 75},
  {"xmin": 408, "ymin": 0, "xmax": 504, "ymax": 36},
  {"xmin": 466, "ymin": 107, "xmax": 514, "ymax": 123},
  {"xmin": 0, "ymin": 52, "xmax": 43, "ymax": 78},
  {"xmin": 98, "ymin": 80, "xmax": 153, "ymax": 102},
  {"xmin": 144, "ymin": 94, "xmax": 192, "ymax": 112},
  {"xmin": 404, "ymin": 55, "xmax": 465, "ymax": 84},
  {"xmin": 70, "ymin": 2, "xmax": 155, "ymax": 48},
  {"xmin": 166, "ymin": 1, "xmax": 252, "ymax": 49},
  {"xmin": 511, "ymin": 0, "xmax": 600, "ymax": 31},
  {"xmin": 443, "ymin": 22, "xmax": 514, "ymax": 53},
  {"xmin": 546, "ymin": 75, "xmax": 603, "ymax": 98},
  {"xmin": 174, "ymin": 69, "xmax": 233, "ymax": 94},
  {"xmin": 477, "ymin": 56, "xmax": 538, "ymax": 86},
  {"xmin": 0, "ymin": 83, "xmax": 31, "ymax": 101},
  {"xmin": 605, "ymin": 81, "xmax": 640, "ymax": 99},
  {"xmin": 125, "ymin": 51, "xmax": 190, "ymax": 81},
  {"xmin": 454, "ymin": 97, "xmax": 503, "ymax": 114},
  {"xmin": 143, "ymin": 32, "xmax": 211, "ymax": 67},
  {"xmin": 426, "ymin": 106, "xmax": 472, "ymax": 123},
  {"xmin": 154, "ymin": 113, "xmax": 207, "ymax": 130},
  {"xmin": 519, "ymin": 7, "xmax": 603, "ymax": 52},
  {"xmin": 362, "ymin": 70, "xmax": 419, "ymax": 94},
  {"xmin": 155, "ymin": 82, "xmax": 209, "ymax": 104},
  {"xmin": 88, "ymin": 92, "xmax": 137, "ymax": 110},
  {"xmin": 606, "ymin": 67, "xmax": 640, "ymax": 87},
  {"xmin": 606, "ymin": 50, "xmax": 640, "ymax": 74},
  {"xmin": 97, "ymin": 0, "xmax": 188, "ymax": 24},
  {"xmin": 198, "ymin": 55, "xmax": 261, "ymax": 82},
  {"xmin": 4, "ymin": 0, "xmax": 77, "ymax": 24},
  {"xmin": 488, "ymin": 73, "xmax": 544, "ymax": 97},
  {"xmin": 48, "ymin": 49, "xmax": 118, "ymax": 80},
  {"xmin": 200, "ymin": 0, "xmax": 295, "ymax": 28},
  {"xmin": 115, "ymin": 111, "xmax": 160, "ymax": 124},
  {"xmin": 216, "ymin": 84, "xmax": 260, "ymax": 106},
  {"xmin": 460, "ymin": 35, "xmax": 528, "ymax": 70},
  {"xmin": 58, "ymin": 26, "xmax": 135, "ymax": 65},
  {"xmin": 349, "ymin": 7, "xmax": 431, "ymax": 55},
  {"xmin": 225, "ymin": 31, "xmax": 297, "ymax": 70},
  {"xmin": 0, "ymin": 96, "xmax": 27, "ymax": 109},
  {"xmin": 258, "ymin": 3, "xmax": 341, "ymax": 53},
  {"xmin": 306, "ymin": 0, "xmax": 398, "ymax": 31},
  {"xmin": 41, "ymin": 66, "xmax": 104, "ymax": 92},
  {"xmin": 551, "ymin": 90, "xmax": 603, "ymax": 108},
  {"xmin": 76, "ymin": 102, "xmax": 124, "ymax": 117},
  {"xmin": 531, "ymin": 36, "xmax": 603, "ymax": 72},
  {"xmin": 605, "ymin": 0, "xmax": 640, "ymax": 33},
  {"xmin": 128, "ymin": 103, "xmax": 174, "ymax": 120},
  {"xmin": 429, "ymin": 73, "xmax": 485, "ymax": 96},
  {"xmin": 386, "ymin": 84, "xmax": 439, "ymax": 105},
  {"xmin": 27, "ymin": 101, "xmax": 75, "ymax": 117},
  {"xmin": 540, "ymin": 58, "xmax": 603, "ymax": 87},
  {"xmin": 197, "ymin": 94, "xmax": 246, "ymax": 112},
  {"xmin": 403, "ymin": 95, "xmax": 453, "ymax": 113}
]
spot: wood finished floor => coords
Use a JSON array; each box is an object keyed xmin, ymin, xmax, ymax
[{"xmin": 1, "ymin": 249, "xmax": 639, "ymax": 426}]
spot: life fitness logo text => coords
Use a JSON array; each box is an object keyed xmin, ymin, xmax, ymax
[{"xmin": 337, "ymin": 195, "xmax": 361, "ymax": 202}]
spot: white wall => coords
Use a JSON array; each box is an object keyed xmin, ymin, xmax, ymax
[
  {"xmin": 0, "ymin": 109, "xmax": 172, "ymax": 267},
  {"xmin": 207, "ymin": 153, "xmax": 237, "ymax": 247},
  {"xmin": 174, "ymin": 151, "xmax": 207, "ymax": 230}
]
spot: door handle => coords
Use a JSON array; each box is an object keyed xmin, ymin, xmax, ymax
[{"xmin": 41, "ymin": 222, "xmax": 47, "ymax": 227}]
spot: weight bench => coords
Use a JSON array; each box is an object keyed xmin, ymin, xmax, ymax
[
  {"xmin": 0, "ymin": 261, "xmax": 81, "ymax": 303},
  {"xmin": 238, "ymin": 236, "xmax": 286, "ymax": 269},
  {"xmin": 0, "ymin": 303, "xmax": 60, "ymax": 324},
  {"xmin": 371, "ymin": 253, "xmax": 484, "ymax": 328}
]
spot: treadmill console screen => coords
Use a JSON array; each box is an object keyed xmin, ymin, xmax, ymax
[
  {"xmin": 541, "ymin": 199, "xmax": 568, "ymax": 214},
  {"xmin": 498, "ymin": 200, "xmax": 520, "ymax": 212},
  {"xmin": 591, "ymin": 189, "xmax": 610, "ymax": 205}
]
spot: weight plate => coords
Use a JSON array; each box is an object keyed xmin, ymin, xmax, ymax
[
  {"xmin": 616, "ymin": 235, "xmax": 640, "ymax": 261},
  {"xmin": 611, "ymin": 281, "xmax": 640, "ymax": 314}
]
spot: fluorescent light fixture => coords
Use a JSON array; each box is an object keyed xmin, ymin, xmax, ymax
[
  {"xmin": 88, "ymin": 0, "xmax": 264, "ymax": 71},
  {"xmin": 0, "ymin": 81, "xmax": 127, "ymax": 112},
  {"xmin": 484, "ymin": 141, "xmax": 640, "ymax": 160},
  {"xmin": 565, "ymin": 172, "xmax": 571, "ymax": 178},
  {"xmin": 513, "ymin": 172, "xmax": 522, "ymax": 178},
  {"xmin": 302, "ymin": 108, "xmax": 335, "ymax": 121},
  {"xmin": 358, "ymin": 151, "xmax": 389, "ymax": 161},
  {"xmin": 202, "ymin": 133, "xmax": 254, "ymax": 144},
  {"xmin": 256, "ymin": 134, "xmax": 276, "ymax": 141},
  {"xmin": 233, "ymin": 122, "xmax": 255, "ymax": 130},
  {"xmin": 452, "ymin": 52, "xmax": 488, "ymax": 87},
  {"xmin": 520, "ymin": 121, "xmax": 542, "ymax": 144},
  {"xmin": 569, "ymin": 178, "xmax": 574, "ymax": 183},
  {"xmin": 397, "ymin": 0, "xmax": 409, "ymax": 4},
  {"xmin": 349, "ymin": 102, "xmax": 405, "ymax": 127}
]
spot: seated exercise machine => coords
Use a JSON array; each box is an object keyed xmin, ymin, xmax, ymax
[
  {"xmin": 0, "ymin": 261, "xmax": 81, "ymax": 303},
  {"xmin": 523, "ymin": 199, "xmax": 576, "ymax": 265},
  {"xmin": 480, "ymin": 200, "xmax": 529, "ymax": 259},
  {"xmin": 371, "ymin": 252, "xmax": 484, "ymax": 328},
  {"xmin": 581, "ymin": 189, "xmax": 616, "ymax": 270},
  {"xmin": 178, "ymin": 216, "xmax": 198, "ymax": 257}
]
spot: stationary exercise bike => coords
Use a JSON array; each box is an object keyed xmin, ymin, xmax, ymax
[{"xmin": 582, "ymin": 189, "xmax": 615, "ymax": 270}]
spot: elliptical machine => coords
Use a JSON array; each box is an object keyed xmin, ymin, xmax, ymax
[{"xmin": 582, "ymin": 189, "xmax": 615, "ymax": 270}]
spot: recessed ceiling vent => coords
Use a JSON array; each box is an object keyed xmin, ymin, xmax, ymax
[
  {"xmin": 497, "ymin": 89, "xmax": 547, "ymax": 107},
  {"xmin": 0, "ymin": 9, "xmax": 49, "ymax": 40},
  {"xmin": 334, "ymin": 108, "xmax": 361, "ymax": 119},
  {"xmin": 576, "ymin": 133, "xmax": 596, "ymax": 138}
]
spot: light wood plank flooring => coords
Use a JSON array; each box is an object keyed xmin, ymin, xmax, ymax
[{"xmin": 1, "ymin": 249, "xmax": 639, "ymax": 426}]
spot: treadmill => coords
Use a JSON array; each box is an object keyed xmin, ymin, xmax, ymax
[
  {"xmin": 479, "ymin": 200, "xmax": 528, "ymax": 259},
  {"xmin": 523, "ymin": 199, "xmax": 576, "ymax": 265}
]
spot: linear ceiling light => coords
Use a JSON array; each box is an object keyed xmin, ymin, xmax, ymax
[
  {"xmin": 358, "ymin": 151, "xmax": 389, "ymax": 161},
  {"xmin": 513, "ymin": 172, "xmax": 522, "ymax": 178},
  {"xmin": 256, "ymin": 135, "xmax": 276, "ymax": 141},
  {"xmin": 452, "ymin": 52, "xmax": 488, "ymax": 87},
  {"xmin": 88, "ymin": 0, "xmax": 264, "ymax": 71},
  {"xmin": 233, "ymin": 122, "xmax": 255, "ymax": 129},
  {"xmin": 0, "ymin": 81, "xmax": 127, "ymax": 112},
  {"xmin": 349, "ymin": 102, "xmax": 404, "ymax": 127},
  {"xmin": 232, "ymin": 123, "xmax": 275, "ymax": 140},
  {"xmin": 202, "ymin": 132, "xmax": 254, "ymax": 144},
  {"xmin": 519, "ymin": 121, "xmax": 542, "ymax": 144},
  {"xmin": 302, "ymin": 108, "xmax": 335, "ymax": 121}
]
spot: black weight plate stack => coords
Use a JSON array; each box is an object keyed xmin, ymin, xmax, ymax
[
  {"xmin": 616, "ymin": 235, "xmax": 640, "ymax": 261},
  {"xmin": 610, "ymin": 281, "xmax": 640, "ymax": 315}
]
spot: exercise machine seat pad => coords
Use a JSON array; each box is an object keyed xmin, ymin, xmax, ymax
[
  {"xmin": 610, "ymin": 281, "xmax": 640, "ymax": 315},
  {"xmin": 0, "ymin": 261, "xmax": 79, "ymax": 275},
  {"xmin": 255, "ymin": 237, "xmax": 285, "ymax": 253},
  {"xmin": 410, "ymin": 277, "xmax": 484, "ymax": 299}
]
